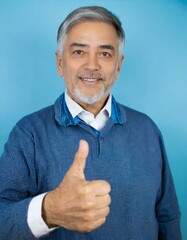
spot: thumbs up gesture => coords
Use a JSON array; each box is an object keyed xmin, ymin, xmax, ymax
[{"xmin": 42, "ymin": 140, "xmax": 111, "ymax": 233}]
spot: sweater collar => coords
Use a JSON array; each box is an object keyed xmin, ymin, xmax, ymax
[{"xmin": 54, "ymin": 93, "xmax": 126, "ymax": 127}]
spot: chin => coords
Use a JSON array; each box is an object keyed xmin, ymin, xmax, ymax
[{"xmin": 74, "ymin": 87, "xmax": 107, "ymax": 105}]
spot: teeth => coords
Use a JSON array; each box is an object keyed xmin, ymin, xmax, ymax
[{"xmin": 82, "ymin": 78, "xmax": 98, "ymax": 82}]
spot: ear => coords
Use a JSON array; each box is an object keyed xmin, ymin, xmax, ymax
[
  {"xmin": 55, "ymin": 51, "xmax": 63, "ymax": 77},
  {"xmin": 115, "ymin": 54, "xmax": 125, "ymax": 80}
]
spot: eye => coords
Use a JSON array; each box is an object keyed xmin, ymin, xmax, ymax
[
  {"xmin": 73, "ymin": 50, "xmax": 84, "ymax": 55},
  {"xmin": 100, "ymin": 52, "xmax": 112, "ymax": 58}
]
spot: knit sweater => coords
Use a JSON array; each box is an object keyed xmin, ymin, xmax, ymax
[{"xmin": 0, "ymin": 93, "xmax": 181, "ymax": 240}]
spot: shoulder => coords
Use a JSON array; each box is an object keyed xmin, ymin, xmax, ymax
[
  {"xmin": 117, "ymin": 101, "xmax": 162, "ymax": 137},
  {"xmin": 18, "ymin": 104, "xmax": 54, "ymax": 126},
  {"xmin": 12, "ymin": 104, "xmax": 55, "ymax": 140}
]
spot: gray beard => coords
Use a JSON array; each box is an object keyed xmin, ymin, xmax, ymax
[{"xmin": 74, "ymin": 85, "xmax": 109, "ymax": 105}]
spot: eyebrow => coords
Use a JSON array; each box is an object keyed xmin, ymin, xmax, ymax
[
  {"xmin": 99, "ymin": 45, "xmax": 115, "ymax": 51},
  {"xmin": 70, "ymin": 42, "xmax": 115, "ymax": 52},
  {"xmin": 70, "ymin": 43, "xmax": 88, "ymax": 48}
]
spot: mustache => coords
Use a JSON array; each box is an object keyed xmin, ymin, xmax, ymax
[{"xmin": 77, "ymin": 72, "xmax": 105, "ymax": 80}]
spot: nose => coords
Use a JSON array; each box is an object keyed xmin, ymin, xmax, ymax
[{"xmin": 84, "ymin": 53, "xmax": 100, "ymax": 71}]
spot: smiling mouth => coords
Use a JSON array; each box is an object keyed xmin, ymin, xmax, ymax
[
  {"xmin": 78, "ymin": 72, "xmax": 104, "ymax": 83},
  {"xmin": 78, "ymin": 77, "xmax": 104, "ymax": 87},
  {"xmin": 79, "ymin": 77, "xmax": 102, "ymax": 82}
]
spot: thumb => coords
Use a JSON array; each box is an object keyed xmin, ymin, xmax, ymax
[{"xmin": 69, "ymin": 140, "xmax": 89, "ymax": 178}]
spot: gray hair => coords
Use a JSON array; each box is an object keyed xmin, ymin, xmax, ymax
[{"xmin": 57, "ymin": 6, "xmax": 125, "ymax": 57}]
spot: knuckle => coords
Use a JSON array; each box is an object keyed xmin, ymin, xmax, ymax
[
  {"xmin": 80, "ymin": 184, "xmax": 91, "ymax": 195},
  {"xmin": 82, "ymin": 211, "xmax": 95, "ymax": 221},
  {"xmin": 105, "ymin": 207, "xmax": 110, "ymax": 216},
  {"xmin": 85, "ymin": 200, "xmax": 94, "ymax": 209},
  {"xmin": 107, "ymin": 194, "xmax": 112, "ymax": 205},
  {"xmin": 79, "ymin": 197, "xmax": 94, "ymax": 211},
  {"xmin": 101, "ymin": 207, "xmax": 110, "ymax": 218},
  {"xmin": 79, "ymin": 187, "xmax": 95, "ymax": 210},
  {"xmin": 88, "ymin": 211, "xmax": 96, "ymax": 220},
  {"xmin": 100, "ymin": 180, "xmax": 111, "ymax": 193},
  {"xmin": 105, "ymin": 181, "xmax": 111, "ymax": 192}
]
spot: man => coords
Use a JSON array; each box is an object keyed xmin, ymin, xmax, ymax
[{"xmin": 0, "ymin": 6, "xmax": 182, "ymax": 240}]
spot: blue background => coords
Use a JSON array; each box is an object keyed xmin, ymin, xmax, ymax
[{"xmin": 0, "ymin": 0, "xmax": 186, "ymax": 238}]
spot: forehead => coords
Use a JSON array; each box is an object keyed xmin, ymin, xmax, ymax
[{"xmin": 65, "ymin": 21, "xmax": 118, "ymax": 47}]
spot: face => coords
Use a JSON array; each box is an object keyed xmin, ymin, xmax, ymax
[{"xmin": 56, "ymin": 21, "xmax": 124, "ymax": 112}]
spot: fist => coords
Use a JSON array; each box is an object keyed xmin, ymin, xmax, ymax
[{"xmin": 42, "ymin": 140, "xmax": 111, "ymax": 233}]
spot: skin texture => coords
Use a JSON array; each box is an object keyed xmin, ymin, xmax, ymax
[{"xmin": 42, "ymin": 21, "xmax": 124, "ymax": 232}]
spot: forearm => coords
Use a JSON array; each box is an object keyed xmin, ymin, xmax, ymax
[
  {"xmin": 0, "ymin": 124, "xmax": 43, "ymax": 239},
  {"xmin": 0, "ymin": 198, "xmax": 35, "ymax": 240}
]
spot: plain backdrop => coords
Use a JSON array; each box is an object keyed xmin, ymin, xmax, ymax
[{"xmin": 0, "ymin": 0, "xmax": 187, "ymax": 238}]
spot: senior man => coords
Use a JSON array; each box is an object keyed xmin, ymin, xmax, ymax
[{"xmin": 0, "ymin": 6, "xmax": 181, "ymax": 240}]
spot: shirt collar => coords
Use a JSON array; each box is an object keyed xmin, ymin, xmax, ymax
[
  {"xmin": 65, "ymin": 91, "xmax": 112, "ymax": 119},
  {"xmin": 54, "ymin": 92, "xmax": 126, "ymax": 127}
]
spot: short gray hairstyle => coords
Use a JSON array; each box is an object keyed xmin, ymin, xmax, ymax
[{"xmin": 57, "ymin": 6, "xmax": 125, "ymax": 57}]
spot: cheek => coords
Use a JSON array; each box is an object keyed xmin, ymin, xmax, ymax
[
  {"xmin": 63, "ymin": 68, "xmax": 78, "ymax": 89},
  {"xmin": 106, "ymin": 68, "xmax": 119, "ymax": 82},
  {"xmin": 63, "ymin": 63, "xmax": 81, "ymax": 79},
  {"xmin": 104, "ymin": 62, "xmax": 118, "ymax": 76},
  {"xmin": 61, "ymin": 65, "xmax": 74, "ymax": 82}
]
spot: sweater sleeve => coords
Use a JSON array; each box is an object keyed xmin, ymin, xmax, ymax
[
  {"xmin": 156, "ymin": 134, "xmax": 182, "ymax": 240},
  {"xmin": 0, "ymin": 123, "xmax": 39, "ymax": 239}
]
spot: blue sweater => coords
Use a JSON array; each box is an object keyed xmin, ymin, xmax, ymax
[{"xmin": 0, "ymin": 94, "xmax": 181, "ymax": 239}]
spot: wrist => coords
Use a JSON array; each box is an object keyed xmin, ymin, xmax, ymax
[{"xmin": 42, "ymin": 192, "xmax": 58, "ymax": 228}]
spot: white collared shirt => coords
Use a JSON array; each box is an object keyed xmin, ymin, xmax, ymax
[
  {"xmin": 65, "ymin": 91, "xmax": 111, "ymax": 131},
  {"xmin": 27, "ymin": 92, "xmax": 112, "ymax": 238}
]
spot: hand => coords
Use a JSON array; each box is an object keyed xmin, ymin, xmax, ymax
[{"xmin": 42, "ymin": 140, "xmax": 111, "ymax": 233}]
